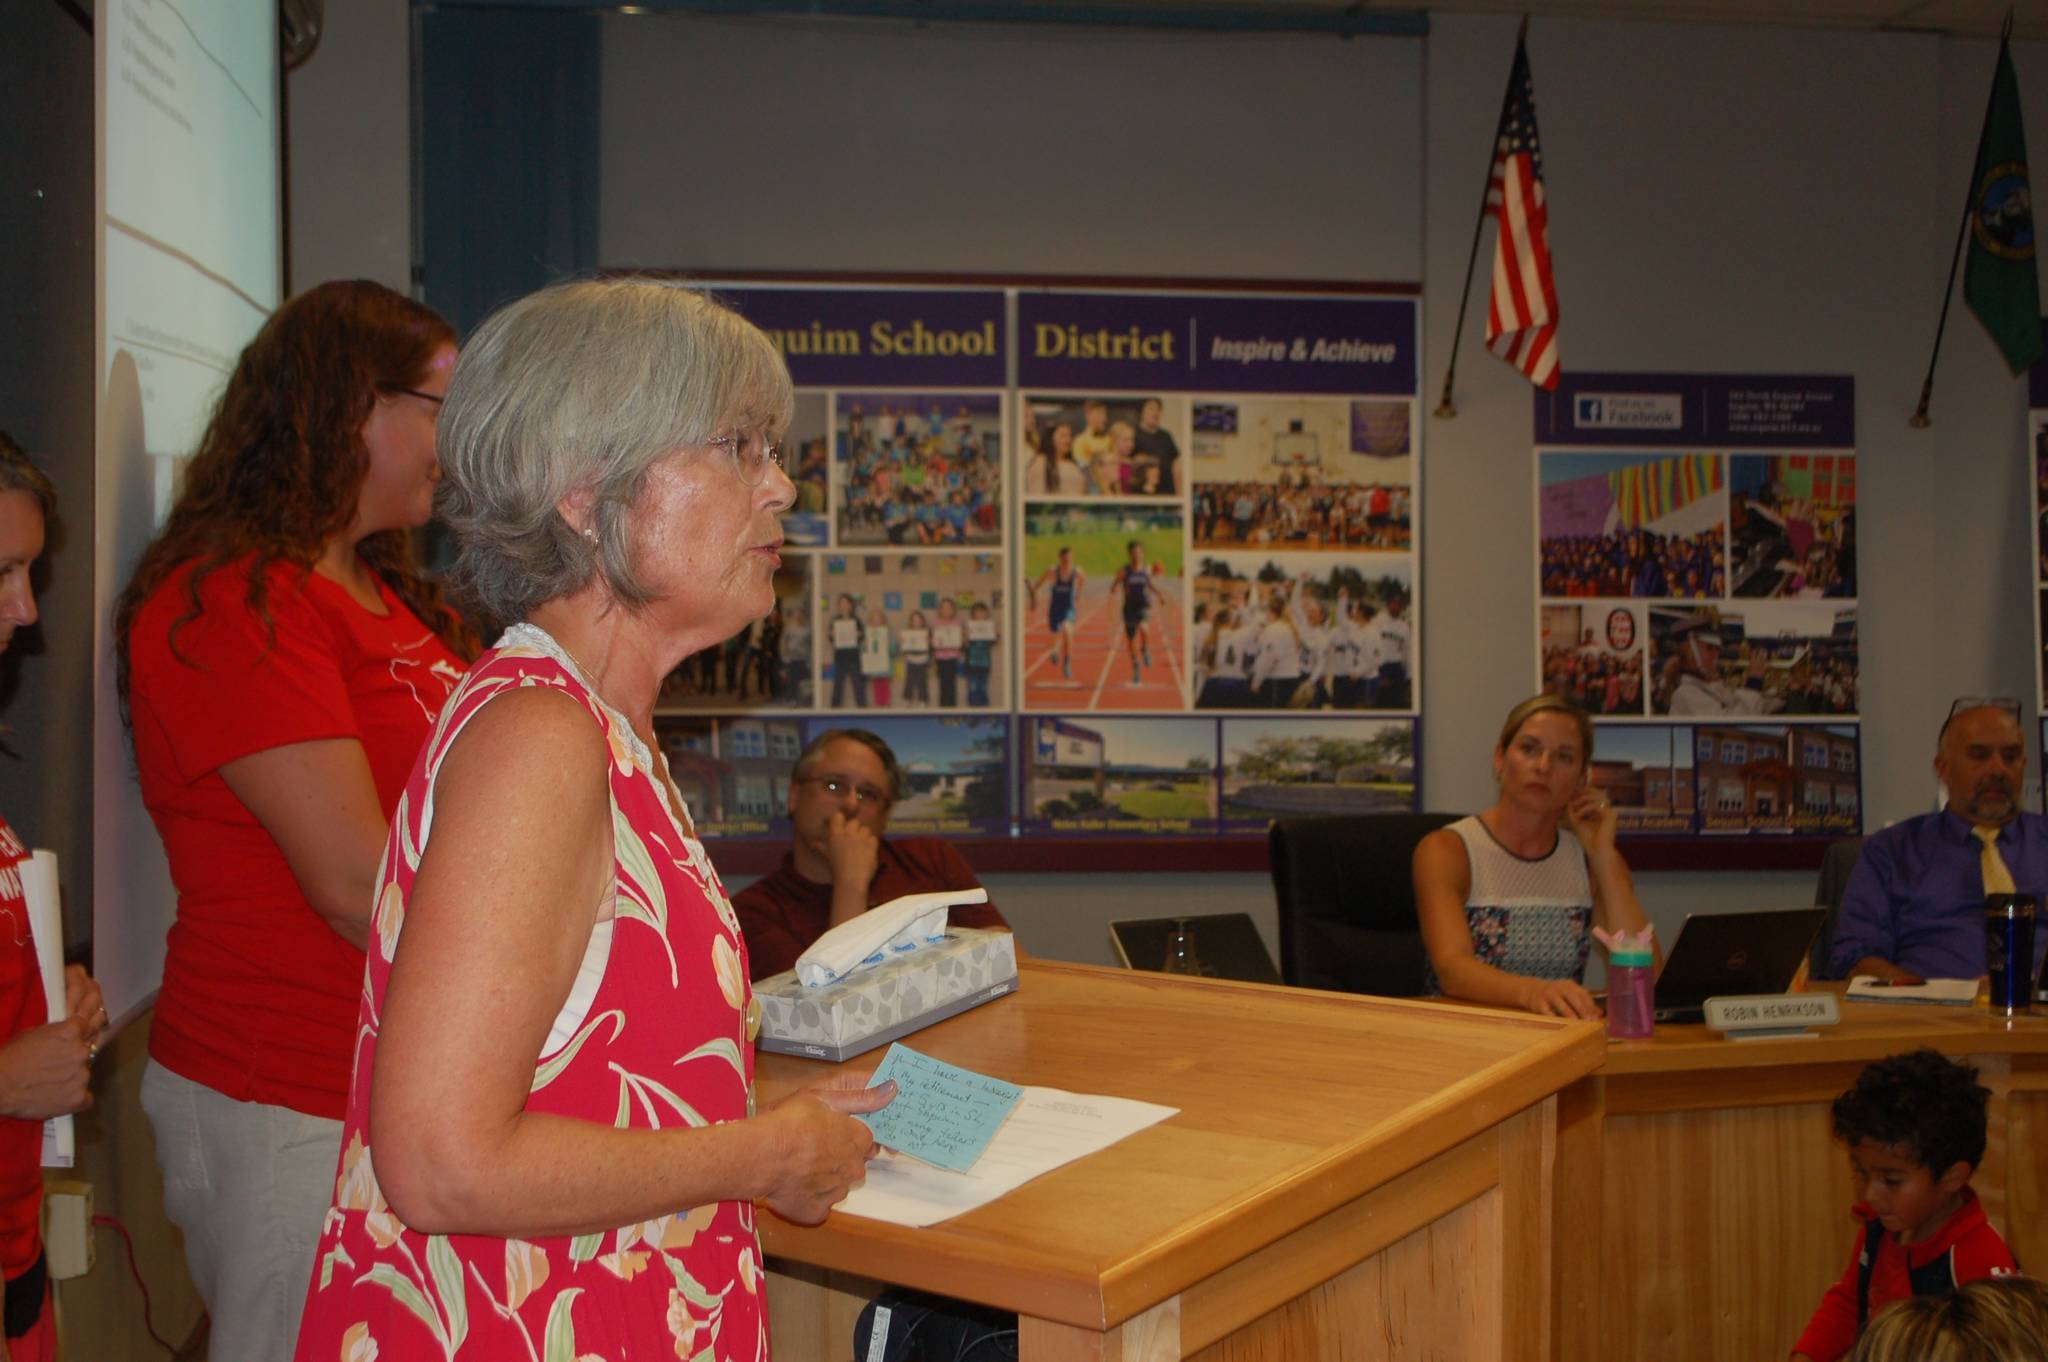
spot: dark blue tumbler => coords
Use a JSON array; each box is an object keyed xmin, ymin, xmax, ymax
[{"xmin": 1985, "ymin": 894, "xmax": 2037, "ymax": 1016}]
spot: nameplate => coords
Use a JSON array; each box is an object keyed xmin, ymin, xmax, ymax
[{"xmin": 1704, "ymin": 993, "xmax": 1840, "ymax": 1035}]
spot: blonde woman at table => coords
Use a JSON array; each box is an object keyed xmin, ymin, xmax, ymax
[
  {"xmin": 1847, "ymin": 1276, "xmax": 2048, "ymax": 1362},
  {"xmin": 1413, "ymin": 694, "xmax": 1658, "ymax": 1019},
  {"xmin": 292, "ymin": 279, "xmax": 890, "ymax": 1361}
]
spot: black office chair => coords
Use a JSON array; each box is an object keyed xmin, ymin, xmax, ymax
[
  {"xmin": 1269, "ymin": 812, "xmax": 1460, "ymax": 997},
  {"xmin": 1807, "ymin": 836, "xmax": 1864, "ymax": 979}
]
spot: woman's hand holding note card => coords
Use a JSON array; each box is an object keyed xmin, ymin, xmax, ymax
[{"xmin": 858, "ymin": 1043, "xmax": 1022, "ymax": 1172}]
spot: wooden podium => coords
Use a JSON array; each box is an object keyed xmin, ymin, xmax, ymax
[
  {"xmin": 757, "ymin": 959, "xmax": 1603, "ymax": 1361},
  {"xmin": 1554, "ymin": 998, "xmax": 2048, "ymax": 1362}
]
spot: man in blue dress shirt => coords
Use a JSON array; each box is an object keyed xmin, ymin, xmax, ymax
[{"xmin": 1831, "ymin": 701, "xmax": 2048, "ymax": 981}]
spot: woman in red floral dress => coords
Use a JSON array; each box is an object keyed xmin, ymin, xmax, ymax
[{"xmin": 295, "ymin": 279, "xmax": 892, "ymax": 1361}]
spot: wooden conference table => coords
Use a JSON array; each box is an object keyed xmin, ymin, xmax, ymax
[
  {"xmin": 757, "ymin": 959, "xmax": 1604, "ymax": 1361},
  {"xmin": 1553, "ymin": 996, "xmax": 2048, "ymax": 1362}
]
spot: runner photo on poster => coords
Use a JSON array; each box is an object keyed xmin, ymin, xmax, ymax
[
  {"xmin": 659, "ymin": 556, "xmax": 814, "ymax": 711},
  {"xmin": 834, "ymin": 392, "xmax": 1002, "ymax": 546},
  {"xmin": 1190, "ymin": 552, "xmax": 1413, "ymax": 711},
  {"xmin": 1021, "ymin": 716, "xmax": 1219, "ymax": 834},
  {"xmin": 1189, "ymin": 397, "xmax": 1413, "ymax": 551},
  {"xmin": 1019, "ymin": 504, "xmax": 1185, "ymax": 711},
  {"xmin": 1219, "ymin": 716, "xmax": 1415, "ymax": 826},
  {"xmin": 1728, "ymin": 454, "xmax": 1855, "ymax": 599},
  {"xmin": 1538, "ymin": 452, "xmax": 1726, "ymax": 598},
  {"xmin": 1648, "ymin": 602, "xmax": 1857, "ymax": 718},
  {"xmin": 1020, "ymin": 394, "xmax": 1183, "ymax": 498},
  {"xmin": 818, "ymin": 552, "xmax": 1005, "ymax": 712},
  {"xmin": 1541, "ymin": 603, "xmax": 1646, "ymax": 716}
]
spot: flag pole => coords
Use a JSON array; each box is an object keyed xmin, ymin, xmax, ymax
[
  {"xmin": 1434, "ymin": 15, "xmax": 1529, "ymax": 419},
  {"xmin": 1909, "ymin": 8, "xmax": 2014, "ymax": 429}
]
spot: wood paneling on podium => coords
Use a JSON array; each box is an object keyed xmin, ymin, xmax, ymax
[
  {"xmin": 1554, "ymin": 1002, "xmax": 2048, "ymax": 1362},
  {"xmin": 757, "ymin": 960, "xmax": 1604, "ymax": 1362}
]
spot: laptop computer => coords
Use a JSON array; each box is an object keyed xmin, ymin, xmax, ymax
[
  {"xmin": 1648, "ymin": 908, "xmax": 1829, "ymax": 1024},
  {"xmin": 1110, "ymin": 912, "xmax": 1282, "ymax": 985}
]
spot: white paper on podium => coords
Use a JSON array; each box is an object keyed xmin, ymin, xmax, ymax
[
  {"xmin": 20, "ymin": 852, "xmax": 72, "ymax": 1168},
  {"xmin": 835, "ymin": 1085, "xmax": 1176, "ymax": 1229}
]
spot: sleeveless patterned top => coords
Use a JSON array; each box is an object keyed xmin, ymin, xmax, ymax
[
  {"xmin": 1423, "ymin": 814, "xmax": 1594, "ymax": 993},
  {"xmin": 294, "ymin": 624, "xmax": 767, "ymax": 1362}
]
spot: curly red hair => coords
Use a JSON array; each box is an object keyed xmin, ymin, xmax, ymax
[{"xmin": 116, "ymin": 279, "xmax": 476, "ymax": 708}]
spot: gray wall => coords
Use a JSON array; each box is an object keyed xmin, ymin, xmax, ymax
[
  {"xmin": 283, "ymin": 9, "xmax": 2048, "ymax": 968},
  {"xmin": 285, "ymin": 0, "xmax": 413, "ymax": 293},
  {"xmin": 1, "ymin": 1, "xmax": 97, "ymax": 943},
  {"xmin": 598, "ymin": 16, "xmax": 1423, "ymax": 281}
]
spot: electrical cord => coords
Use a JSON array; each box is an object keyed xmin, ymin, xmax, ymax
[{"xmin": 89, "ymin": 1214, "xmax": 179, "ymax": 1355}]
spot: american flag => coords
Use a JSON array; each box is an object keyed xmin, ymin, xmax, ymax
[{"xmin": 1485, "ymin": 37, "xmax": 1560, "ymax": 390}]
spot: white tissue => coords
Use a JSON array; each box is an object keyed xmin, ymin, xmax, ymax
[{"xmin": 794, "ymin": 887, "xmax": 990, "ymax": 988}]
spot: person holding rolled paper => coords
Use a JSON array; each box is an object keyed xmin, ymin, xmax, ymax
[
  {"xmin": 0, "ymin": 434, "xmax": 105, "ymax": 1362},
  {"xmin": 1414, "ymin": 694, "xmax": 1658, "ymax": 1019}
]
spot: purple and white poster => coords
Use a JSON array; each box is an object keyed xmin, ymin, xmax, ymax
[
  {"xmin": 2027, "ymin": 322, "xmax": 2048, "ymax": 762},
  {"xmin": 666, "ymin": 282, "xmax": 1423, "ymax": 841},
  {"xmin": 1534, "ymin": 372, "xmax": 1861, "ymax": 837}
]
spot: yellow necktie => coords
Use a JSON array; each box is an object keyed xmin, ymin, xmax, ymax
[{"xmin": 1974, "ymin": 825, "xmax": 2018, "ymax": 896}]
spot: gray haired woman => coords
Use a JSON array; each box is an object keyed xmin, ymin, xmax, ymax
[{"xmin": 294, "ymin": 278, "xmax": 892, "ymax": 1361}]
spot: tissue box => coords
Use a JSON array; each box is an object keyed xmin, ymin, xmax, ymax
[{"xmin": 755, "ymin": 928, "xmax": 1018, "ymax": 1061}]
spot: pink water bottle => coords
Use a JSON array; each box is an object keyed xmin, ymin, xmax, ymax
[{"xmin": 1605, "ymin": 940, "xmax": 1656, "ymax": 1039}]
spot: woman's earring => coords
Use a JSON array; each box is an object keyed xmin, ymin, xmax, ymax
[{"xmin": 582, "ymin": 526, "xmax": 597, "ymax": 544}]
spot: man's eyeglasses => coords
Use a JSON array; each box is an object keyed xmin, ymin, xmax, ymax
[
  {"xmin": 381, "ymin": 384, "xmax": 445, "ymax": 407},
  {"xmin": 797, "ymin": 774, "xmax": 889, "ymax": 808},
  {"xmin": 1941, "ymin": 696, "xmax": 2023, "ymax": 739},
  {"xmin": 707, "ymin": 430, "xmax": 785, "ymax": 488}
]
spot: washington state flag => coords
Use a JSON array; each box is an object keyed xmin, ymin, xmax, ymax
[{"xmin": 1964, "ymin": 41, "xmax": 2042, "ymax": 375}]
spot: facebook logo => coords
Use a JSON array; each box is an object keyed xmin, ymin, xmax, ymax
[{"xmin": 1574, "ymin": 392, "xmax": 1684, "ymax": 430}]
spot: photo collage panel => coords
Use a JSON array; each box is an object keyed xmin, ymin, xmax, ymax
[
  {"xmin": 1021, "ymin": 393, "xmax": 1419, "ymax": 718},
  {"xmin": 1532, "ymin": 373, "xmax": 1861, "ymax": 837},
  {"xmin": 656, "ymin": 284, "xmax": 1424, "ymax": 839},
  {"xmin": 1537, "ymin": 449, "xmax": 1858, "ymax": 722}
]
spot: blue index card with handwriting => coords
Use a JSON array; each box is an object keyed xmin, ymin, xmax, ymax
[{"xmin": 858, "ymin": 1043, "xmax": 1022, "ymax": 1173}]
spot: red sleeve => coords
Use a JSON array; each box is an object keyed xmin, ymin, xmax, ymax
[
  {"xmin": 732, "ymin": 873, "xmax": 810, "ymax": 982},
  {"xmin": 1791, "ymin": 1236, "xmax": 1863, "ymax": 1362},
  {"xmin": 136, "ymin": 563, "xmax": 358, "ymax": 780},
  {"xmin": 1953, "ymin": 1222, "xmax": 2018, "ymax": 1283},
  {"xmin": 924, "ymin": 840, "xmax": 1008, "ymax": 933}
]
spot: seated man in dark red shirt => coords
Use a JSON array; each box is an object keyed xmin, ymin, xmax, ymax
[{"xmin": 735, "ymin": 728, "xmax": 1010, "ymax": 979}]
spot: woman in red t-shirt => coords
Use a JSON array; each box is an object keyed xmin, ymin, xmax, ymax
[
  {"xmin": 0, "ymin": 435, "xmax": 106, "ymax": 1362},
  {"xmin": 115, "ymin": 282, "xmax": 475, "ymax": 1362}
]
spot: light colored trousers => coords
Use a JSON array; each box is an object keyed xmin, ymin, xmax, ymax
[{"xmin": 140, "ymin": 1061, "xmax": 342, "ymax": 1362}]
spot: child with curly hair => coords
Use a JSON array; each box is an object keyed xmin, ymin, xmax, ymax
[{"xmin": 1792, "ymin": 1050, "xmax": 2018, "ymax": 1362}]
